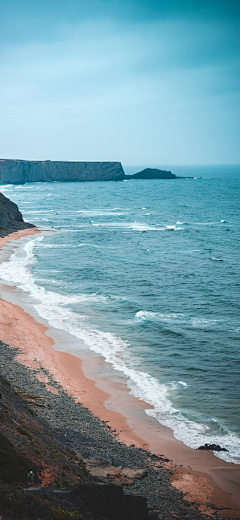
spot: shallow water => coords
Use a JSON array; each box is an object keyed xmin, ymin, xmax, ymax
[{"xmin": 1, "ymin": 165, "xmax": 240, "ymax": 463}]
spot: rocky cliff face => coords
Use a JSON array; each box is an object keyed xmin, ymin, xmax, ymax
[
  {"xmin": 0, "ymin": 192, "xmax": 34, "ymax": 233},
  {"xmin": 0, "ymin": 160, "xmax": 125, "ymax": 184}
]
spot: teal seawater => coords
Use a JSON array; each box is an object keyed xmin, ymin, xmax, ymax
[{"xmin": 1, "ymin": 165, "xmax": 239, "ymax": 462}]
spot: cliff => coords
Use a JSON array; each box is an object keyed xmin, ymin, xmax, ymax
[
  {"xmin": 0, "ymin": 159, "xmax": 125, "ymax": 184},
  {"xmin": 0, "ymin": 192, "xmax": 35, "ymax": 233},
  {"xmin": 0, "ymin": 160, "xmax": 193, "ymax": 184}
]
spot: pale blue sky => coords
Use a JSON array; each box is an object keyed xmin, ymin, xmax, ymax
[{"xmin": 0, "ymin": 0, "xmax": 239, "ymax": 164}]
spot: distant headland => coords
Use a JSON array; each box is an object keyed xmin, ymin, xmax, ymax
[{"xmin": 0, "ymin": 159, "xmax": 192, "ymax": 184}]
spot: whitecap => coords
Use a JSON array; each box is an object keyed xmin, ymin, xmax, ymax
[
  {"xmin": 135, "ymin": 311, "xmax": 219, "ymax": 329},
  {"xmin": 91, "ymin": 221, "xmax": 165, "ymax": 232},
  {"xmin": 166, "ymin": 225, "xmax": 176, "ymax": 231}
]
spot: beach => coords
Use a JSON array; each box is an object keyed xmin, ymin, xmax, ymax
[{"xmin": 0, "ymin": 228, "xmax": 240, "ymax": 519}]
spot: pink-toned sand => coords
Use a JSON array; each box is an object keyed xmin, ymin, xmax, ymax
[
  {"xmin": 0, "ymin": 229, "xmax": 239, "ymax": 518},
  {"xmin": 0, "ymin": 227, "xmax": 40, "ymax": 249}
]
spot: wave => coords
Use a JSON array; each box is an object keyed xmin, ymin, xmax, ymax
[
  {"xmin": 91, "ymin": 221, "xmax": 175, "ymax": 232},
  {"xmin": 176, "ymin": 220, "xmax": 230, "ymax": 226},
  {"xmin": 22, "ymin": 210, "xmax": 55, "ymax": 214},
  {"xmin": 135, "ymin": 310, "xmax": 220, "ymax": 329},
  {"xmin": 77, "ymin": 210, "xmax": 123, "ymax": 216},
  {"xmin": 1, "ymin": 236, "xmax": 239, "ymax": 463}
]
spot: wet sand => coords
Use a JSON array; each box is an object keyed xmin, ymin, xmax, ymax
[{"xmin": 0, "ymin": 229, "xmax": 239, "ymax": 518}]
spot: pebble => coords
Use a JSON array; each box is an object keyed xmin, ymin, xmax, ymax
[{"xmin": 0, "ymin": 341, "xmax": 225, "ymax": 520}]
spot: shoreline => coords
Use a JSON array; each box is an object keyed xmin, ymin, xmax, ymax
[{"xmin": 0, "ymin": 229, "xmax": 240, "ymax": 517}]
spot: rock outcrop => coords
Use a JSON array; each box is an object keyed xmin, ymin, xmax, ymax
[
  {"xmin": 0, "ymin": 192, "xmax": 34, "ymax": 233},
  {"xmin": 0, "ymin": 159, "xmax": 125, "ymax": 184},
  {"xmin": 125, "ymin": 168, "xmax": 177, "ymax": 179}
]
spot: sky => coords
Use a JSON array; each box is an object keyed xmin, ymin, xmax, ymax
[{"xmin": 0, "ymin": 0, "xmax": 239, "ymax": 165}]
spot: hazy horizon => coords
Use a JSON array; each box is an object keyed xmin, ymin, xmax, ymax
[{"xmin": 0, "ymin": 0, "xmax": 239, "ymax": 165}]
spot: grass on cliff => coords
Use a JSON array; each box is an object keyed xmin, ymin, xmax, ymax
[{"xmin": 0, "ymin": 432, "xmax": 35, "ymax": 485}]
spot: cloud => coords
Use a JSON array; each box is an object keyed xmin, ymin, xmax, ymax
[{"xmin": 0, "ymin": 4, "xmax": 239, "ymax": 163}]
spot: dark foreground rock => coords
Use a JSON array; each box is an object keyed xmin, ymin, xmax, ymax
[
  {"xmin": 0, "ymin": 191, "xmax": 35, "ymax": 234},
  {"xmin": 0, "ymin": 340, "xmax": 225, "ymax": 520}
]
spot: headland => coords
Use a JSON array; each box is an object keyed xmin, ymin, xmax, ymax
[{"xmin": 0, "ymin": 159, "xmax": 191, "ymax": 184}]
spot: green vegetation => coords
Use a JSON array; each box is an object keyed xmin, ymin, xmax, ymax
[
  {"xmin": 2, "ymin": 379, "xmax": 11, "ymax": 387},
  {"xmin": 28, "ymin": 407, "xmax": 36, "ymax": 417},
  {"xmin": 14, "ymin": 389, "xmax": 26, "ymax": 402},
  {"xmin": 30, "ymin": 447, "xmax": 41, "ymax": 455},
  {"xmin": 50, "ymin": 507, "xmax": 84, "ymax": 519},
  {"xmin": 45, "ymin": 444, "xmax": 50, "ymax": 450},
  {"xmin": 17, "ymin": 427, "xmax": 32, "ymax": 439},
  {"xmin": 51, "ymin": 453, "xmax": 60, "ymax": 459}
]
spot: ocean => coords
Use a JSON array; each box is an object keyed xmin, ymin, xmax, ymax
[{"xmin": 0, "ymin": 165, "xmax": 239, "ymax": 463}]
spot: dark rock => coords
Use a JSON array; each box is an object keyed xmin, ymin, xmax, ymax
[
  {"xmin": 125, "ymin": 167, "xmax": 194, "ymax": 180},
  {"xmin": 125, "ymin": 168, "xmax": 177, "ymax": 179},
  {"xmin": 0, "ymin": 191, "xmax": 35, "ymax": 232},
  {"xmin": 0, "ymin": 191, "xmax": 24, "ymax": 229},
  {"xmin": 0, "ymin": 432, "xmax": 36, "ymax": 485},
  {"xmin": 197, "ymin": 443, "xmax": 228, "ymax": 452}
]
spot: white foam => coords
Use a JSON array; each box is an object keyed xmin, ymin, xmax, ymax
[
  {"xmin": 77, "ymin": 210, "xmax": 123, "ymax": 216},
  {"xmin": 135, "ymin": 311, "xmax": 184, "ymax": 322},
  {"xmin": 91, "ymin": 221, "xmax": 165, "ymax": 231},
  {"xmin": 23, "ymin": 210, "xmax": 55, "ymax": 214},
  {"xmin": 38, "ymin": 244, "xmax": 75, "ymax": 248},
  {"xmin": 1, "ymin": 237, "xmax": 239, "ymax": 464},
  {"xmin": 135, "ymin": 311, "xmax": 219, "ymax": 329}
]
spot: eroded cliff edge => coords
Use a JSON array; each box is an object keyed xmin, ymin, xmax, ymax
[{"xmin": 0, "ymin": 159, "xmax": 125, "ymax": 184}]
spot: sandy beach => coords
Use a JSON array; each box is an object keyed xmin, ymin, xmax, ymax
[{"xmin": 0, "ymin": 229, "xmax": 240, "ymax": 518}]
